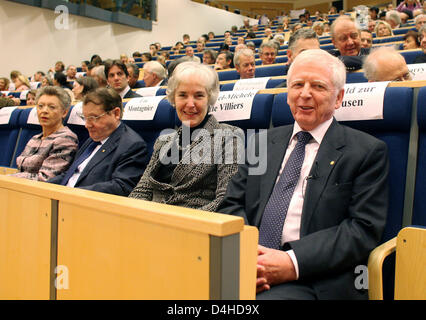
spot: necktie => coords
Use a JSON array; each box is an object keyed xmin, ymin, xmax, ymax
[
  {"xmin": 60, "ymin": 140, "xmax": 101, "ymax": 186},
  {"xmin": 259, "ymin": 131, "xmax": 312, "ymax": 249}
]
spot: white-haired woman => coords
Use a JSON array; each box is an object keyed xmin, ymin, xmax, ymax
[
  {"xmin": 375, "ymin": 21, "xmax": 394, "ymax": 37},
  {"xmin": 11, "ymin": 86, "xmax": 78, "ymax": 181},
  {"xmin": 129, "ymin": 62, "xmax": 243, "ymax": 212}
]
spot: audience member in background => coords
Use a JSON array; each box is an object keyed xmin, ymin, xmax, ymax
[
  {"xmin": 203, "ymin": 49, "xmax": 217, "ymax": 65},
  {"xmin": 369, "ymin": 6, "xmax": 379, "ymax": 20},
  {"xmin": 403, "ymin": 30, "xmax": 421, "ymax": 49},
  {"xmin": 49, "ymin": 88, "xmax": 149, "ymax": 196},
  {"xmin": 91, "ymin": 55, "xmax": 103, "ymax": 66},
  {"xmin": 141, "ymin": 52, "xmax": 152, "ymax": 62},
  {"xmin": 81, "ymin": 61, "xmax": 90, "ymax": 73},
  {"xmin": 235, "ymin": 44, "xmax": 248, "ymax": 52},
  {"xmin": 208, "ymin": 31, "xmax": 215, "ymax": 40},
  {"xmin": 360, "ymin": 29, "xmax": 373, "ymax": 49},
  {"xmin": 290, "ymin": 23, "xmax": 303, "ymax": 35},
  {"xmin": 72, "ymin": 76, "xmax": 99, "ymax": 103},
  {"xmin": 120, "ymin": 54, "xmax": 129, "ymax": 64},
  {"xmin": 214, "ymin": 51, "xmax": 233, "ymax": 70},
  {"xmin": 66, "ymin": 65, "xmax": 77, "ymax": 81},
  {"xmin": 397, "ymin": 0, "xmax": 422, "ymax": 13},
  {"xmin": 26, "ymin": 89, "xmax": 37, "ymax": 105},
  {"xmin": 33, "ymin": 71, "xmax": 45, "ymax": 83},
  {"xmin": 400, "ymin": 9, "xmax": 414, "ymax": 26},
  {"xmin": 234, "ymin": 48, "xmax": 255, "ymax": 79},
  {"xmin": 196, "ymin": 39, "xmax": 205, "ymax": 53},
  {"xmin": 104, "ymin": 59, "xmax": 141, "ymax": 99},
  {"xmin": 184, "ymin": 46, "xmax": 201, "ymax": 63},
  {"xmin": 386, "ymin": 10, "xmax": 402, "ymax": 29},
  {"xmin": 53, "ymin": 72, "xmax": 73, "ymax": 98},
  {"xmin": 259, "ymin": 41, "xmax": 278, "ymax": 65},
  {"xmin": 14, "ymin": 74, "xmax": 31, "ymax": 91},
  {"xmin": 48, "ymin": 61, "xmax": 65, "ymax": 77},
  {"xmin": 330, "ymin": 16, "xmax": 369, "ymax": 71},
  {"xmin": 312, "ymin": 21, "xmax": 325, "ymax": 37},
  {"xmin": 173, "ymin": 41, "xmax": 184, "ymax": 54},
  {"xmin": 415, "ymin": 14, "xmax": 426, "ymax": 30},
  {"xmin": 183, "ymin": 34, "xmax": 190, "ymax": 45},
  {"xmin": 367, "ymin": 19, "xmax": 376, "ymax": 32},
  {"xmin": 363, "ymin": 46, "xmax": 412, "ymax": 82},
  {"xmin": 246, "ymin": 41, "xmax": 256, "ymax": 53},
  {"xmin": 11, "ymin": 86, "xmax": 78, "ymax": 182},
  {"xmin": 414, "ymin": 24, "xmax": 426, "ymax": 63},
  {"xmin": 143, "ymin": 61, "xmax": 167, "ymax": 87},
  {"xmin": 375, "ymin": 21, "xmax": 394, "ymax": 37},
  {"xmin": 129, "ymin": 62, "xmax": 242, "ymax": 212},
  {"xmin": 41, "ymin": 75, "xmax": 53, "ymax": 88},
  {"xmin": 0, "ymin": 77, "xmax": 10, "ymax": 91},
  {"xmin": 273, "ymin": 34, "xmax": 285, "ymax": 46},
  {"xmin": 91, "ymin": 65, "xmax": 108, "ymax": 88},
  {"xmin": 149, "ymin": 43, "xmax": 158, "ymax": 57},
  {"xmin": 126, "ymin": 63, "xmax": 142, "ymax": 89}
]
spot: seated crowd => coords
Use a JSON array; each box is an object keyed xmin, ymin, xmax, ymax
[{"xmin": 1, "ymin": 1, "xmax": 426, "ymax": 300}]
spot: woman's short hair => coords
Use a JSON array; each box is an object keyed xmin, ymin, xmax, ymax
[
  {"xmin": 374, "ymin": 21, "xmax": 394, "ymax": 37},
  {"xmin": 35, "ymin": 86, "xmax": 71, "ymax": 110},
  {"xmin": 83, "ymin": 87, "xmax": 122, "ymax": 115},
  {"xmin": 166, "ymin": 61, "xmax": 219, "ymax": 107},
  {"xmin": 76, "ymin": 76, "xmax": 100, "ymax": 97},
  {"xmin": 404, "ymin": 30, "xmax": 420, "ymax": 47}
]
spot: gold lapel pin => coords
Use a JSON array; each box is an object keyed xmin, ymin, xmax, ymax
[
  {"xmin": 330, "ymin": 161, "xmax": 335, "ymax": 165},
  {"xmin": 102, "ymin": 149, "xmax": 105, "ymax": 153}
]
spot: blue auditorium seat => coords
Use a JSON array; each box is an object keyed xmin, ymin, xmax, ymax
[
  {"xmin": 218, "ymin": 70, "xmax": 240, "ymax": 81},
  {"xmin": 0, "ymin": 108, "xmax": 22, "ymax": 167},
  {"xmin": 272, "ymin": 87, "xmax": 414, "ymax": 242},
  {"xmin": 65, "ymin": 105, "xmax": 90, "ymax": 148},
  {"xmin": 12, "ymin": 107, "xmax": 42, "ymax": 168},
  {"xmin": 339, "ymin": 87, "xmax": 413, "ymax": 242},
  {"xmin": 255, "ymin": 64, "xmax": 288, "ymax": 77},
  {"xmin": 346, "ymin": 72, "xmax": 368, "ymax": 83},
  {"xmin": 412, "ymin": 87, "xmax": 426, "ymax": 226},
  {"xmin": 122, "ymin": 98, "xmax": 176, "ymax": 157},
  {"xmin": 400, "ymin": 50, "xmax": 423, "ymax": 64}
]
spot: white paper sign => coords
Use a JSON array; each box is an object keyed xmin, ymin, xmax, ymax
[
  {"xmin": 122, "ymin": 96, "xmax": 164, "ymax": 120},
  {"xmin": 30, "ymin": 82, "xmax": 40, "ymax": 90},
  {"xmin": 233, "ymin": 77, "xmax": 270, "ymax": 91},
  {"xmin": 20, "ymin": 90, "xmax": 29, "ymax": 100},
  {"xmin": 27, "ymin": 107, "xmax": 40, "ymax": 125},
  {"xmin": 0, "ymin": 107, "xmax": 17, "ymax": 125},
  {"xmin": 76, "ymin": 72, "xmax": 86, "ymax": 79},
  {"xmin": 334, "ymin": 81, "xmax": 389, "ymax": 121},
  {"xmin": 67, "ymin": 101, "xmax": 85, "ymax": 125},
  {"xmin": 408, "ymin": 63, "xmax": 426, "ymax": 81},
  {"xmin": 209, "ymin": 90, "xmax": 258, "ymax": 122},
  {"xmin": 135, "ymin": 86, "xmax": 160, "ymax": 97}
]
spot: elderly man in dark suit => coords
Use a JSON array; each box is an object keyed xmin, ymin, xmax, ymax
[
  {"xmin": 105, "ymin": 59, "xmax": 141, "ymax": 99},
  {"xmin": 49, "ymin": 88, "xmax": 149, "ymax": 196},
  {"xmin": 219, "ymin": 49, "xmax": 389, "ymax": 300}
]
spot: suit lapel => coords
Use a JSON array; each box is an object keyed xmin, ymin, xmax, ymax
[
  {"xmin": 300, "ymin": 119, "xmax": 345, "ymax": 236},
  {"xmin": 76, "ymin": 123, "xmax": 123, "ymax": 184},
  {"xmin": 255, "ymin": 126, "xmax": 293, "ymax": 227}
]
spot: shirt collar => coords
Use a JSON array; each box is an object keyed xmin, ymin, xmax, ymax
[{"xmin": 291, "ymin": 117, "xmax": 334, "ymax": 145}]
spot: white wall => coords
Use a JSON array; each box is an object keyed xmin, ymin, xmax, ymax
[{"xmin": 0, "ymin": 0, "xmax": 256, "ymax": 78}]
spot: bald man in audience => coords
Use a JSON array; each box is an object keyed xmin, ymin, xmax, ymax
[
  {"xmin": 259, "ymin": 41, "xmax": 278, "ymax": 65},
  {"xmin": 413, "ymin": 24, "xmax": 426, "ymax": 64},
  {"xmin": 330, "ymin": 16, "xmax": 370, "ymax": 71},
  {"xmin": 363, "ymin": 46, "xmax": 412, "ymax": 82},
  {"xmin": 142, "ymin": 61, "xmax": 167, "ymax": 87},
  {"xmin": 185, "ymin": 46, "xmax": 201, "ymax": 63},
  {"xmin": 234, "ymin": 48, "xmax": 255, "ymax": 79}
]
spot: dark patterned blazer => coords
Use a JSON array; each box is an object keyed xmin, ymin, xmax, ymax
[{"xmin": 129, "ymin": 115, "xmax": 243, "ymax": 212}]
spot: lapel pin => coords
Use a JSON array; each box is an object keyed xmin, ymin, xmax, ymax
[
  {"xmin": 330, "ymin": 161, "xmax": 335, "ymax": 165},
  {"xmin": 102, "ymin": 149, "xmax": 105, "ymax": 153}
]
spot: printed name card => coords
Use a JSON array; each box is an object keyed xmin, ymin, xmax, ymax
[
  {"xmin": 67, "ymin": 101, "xmax": 85, "ymax": 125},
  {"xmin": 135, "ymin": 86, "xmax": 160, "ymax": 97},
  {"xmin": 0, "ymin": 107, "xmax": 17, "ymax": 125},
  {"xmin": 27, "ymin": 107, "xmax": 40, "ymax": 125},
  {"xmin": 122, "ymin": 96, "xmax": 164, "ymax": 121},
  {"xmin": 30, "ymin": 82, "xmax": 40, "ymax": 90},
  {"xmin": 233, "ymin": 77, "xmax": 270, "ymax": 91},
  {"xmin": 407, "ymin": 63, "xmax": 426, "ymax": 81},
  {"xmin": 209, "ymin": 90, "xmax": 258, "ymax": 122},
  {"xmin": 20, "ymin": 90, "xmax": 29, "ymax": 100},
  {"xmin": 334, "ymin": 81, "xmax": 389, "ymax": 121}
]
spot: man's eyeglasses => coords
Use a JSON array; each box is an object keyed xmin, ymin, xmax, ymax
[{"xmin": 77, "ymin": 111, "xmax": 109, "ymax": 123}]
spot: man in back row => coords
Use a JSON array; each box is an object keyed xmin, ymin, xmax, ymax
[
  {"xmin": 49, "ymin": 88, "xmax": 149, "ymax": 196},
  {"xmin": 105, "ymin": 59, "xmax": 141, "ymax": 99},
  {"xmin": 219, "ymin": 49, "xmax": 389, "ymax": 300}
]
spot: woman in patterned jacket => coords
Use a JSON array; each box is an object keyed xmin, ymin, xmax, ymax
[{"xmin": 11, "ymin": 86, "xmax": 78, "ymax": 181}]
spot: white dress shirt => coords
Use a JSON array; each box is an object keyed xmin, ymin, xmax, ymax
[
  {"xmin": 66, "ymin": 137, "xmax": 109, "ymax": 188},
  {"xmin": 276, "ymin": 117, "xmax": 333, "ymax": 278}
]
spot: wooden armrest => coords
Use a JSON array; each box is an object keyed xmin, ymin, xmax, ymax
[
  {"xmin": 367, "ymin": 237, "xmax": 397, "ymax": 300},
  {"xmin": 0, "ymin": 167, "xmax": 18, "ymax": 175}
]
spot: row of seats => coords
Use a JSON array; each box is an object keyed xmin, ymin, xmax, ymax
[{"xmin": 1, "ymin": 86, "xmax": 425, "ymax": 243}]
